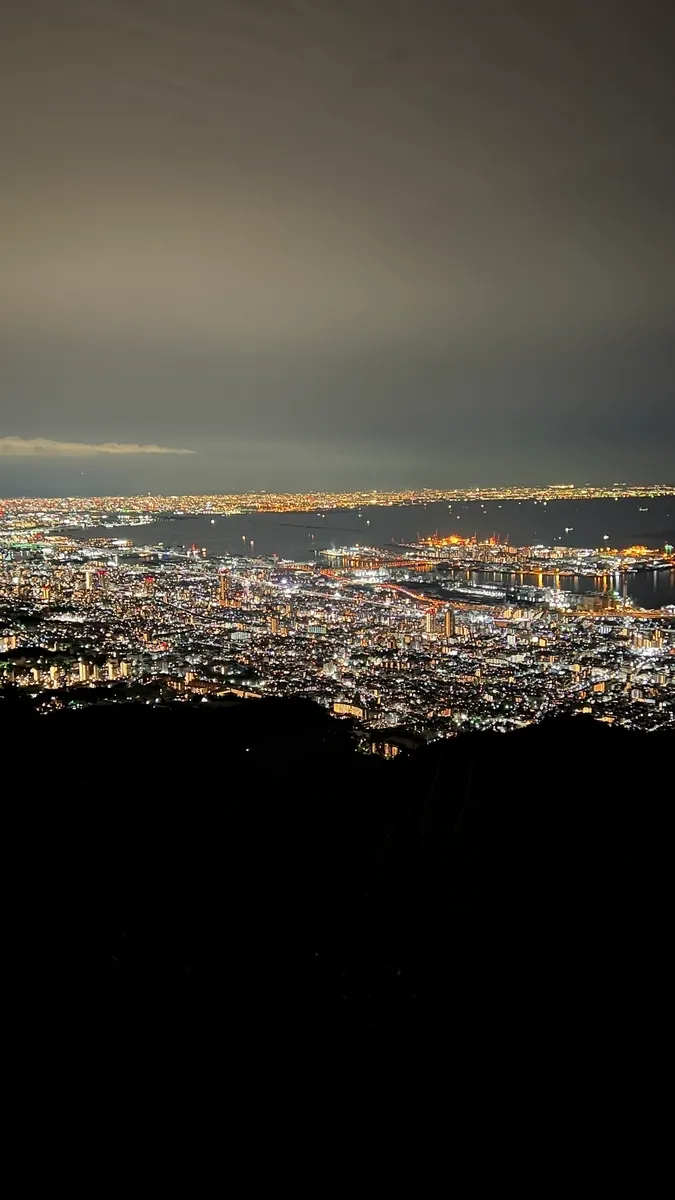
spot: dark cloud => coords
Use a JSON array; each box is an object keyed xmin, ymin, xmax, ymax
[{"xmin": 1, "ymin": 0, "xmax": 674, "ymax": 492}]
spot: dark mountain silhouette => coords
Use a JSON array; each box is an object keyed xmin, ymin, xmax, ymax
[{"xmin": 4, "ymin": 696, "xmax": 670, "ymax": 1041}]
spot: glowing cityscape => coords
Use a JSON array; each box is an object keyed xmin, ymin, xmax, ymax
[
  {"xmin": 2, "ymin": 488, "xmax": 673, "ymax": 738},
  {"xmin": 1, "ymin": 481, "xmax": 673, "ymax": 522}
]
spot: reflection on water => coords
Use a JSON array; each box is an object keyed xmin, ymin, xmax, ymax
[
  {"xmin": 468, "ymin": 569, "xmax": 675, "ymax": 610},
  {"xmin": 72, "ymin": 496, "xmax": 675, "ymax": 608}
]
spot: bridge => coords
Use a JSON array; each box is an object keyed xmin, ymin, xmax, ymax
[{"xmin": 372, "ymin": 582, "xmax": 504, "ymax": 614}]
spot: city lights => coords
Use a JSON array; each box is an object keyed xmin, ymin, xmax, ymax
[{"xmin": 1, "ymin": 490, "xmax": 673, "ymax": 734}]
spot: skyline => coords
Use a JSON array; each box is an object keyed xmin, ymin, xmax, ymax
[
  {"xmin": 2, "ymin": 0, "xmax": 675, "ymax": 493},
  {"xmin": 3, "ymin": 498, "xmax": 673, "ymax": 734},
  {"xmin": 1, "ymin": 480, "xmax": 674, "ymax": 506}
]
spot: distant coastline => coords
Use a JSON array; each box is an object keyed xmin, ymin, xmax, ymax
[{"xmin": 1, "ymin": 482, "xmax": 674, "ymax": 514}]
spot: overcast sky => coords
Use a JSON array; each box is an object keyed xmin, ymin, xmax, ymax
[{"xmin": 1, "ymin": 0, "xmax": 674, "ymax": 494}]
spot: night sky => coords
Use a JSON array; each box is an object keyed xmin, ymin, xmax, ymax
[{"xmin": 1, "ymin": 0, "xmax": 674, "ymax": 495}]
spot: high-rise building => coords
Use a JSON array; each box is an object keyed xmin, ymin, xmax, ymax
[
  {"xmin": 425, "ymin": 611, "xmax": 435, "ymax": 636},
  {"xmin": 269, "ymin": 616, "xmax": 279, "ymax": 635},
  {"xmin": 78, "ymin": 661, "xmax": 89, "ymax": 682},
  {"xmin": 218, "ymin": 572, "xmax": 230, "ymax": 605},
  {"xmin": 85, "ymin": 569, "xmax": 96, "ymax": 592},
  {"xmin": 444, "ymin": 610, "xmax": 455, "ymax": 638}
]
